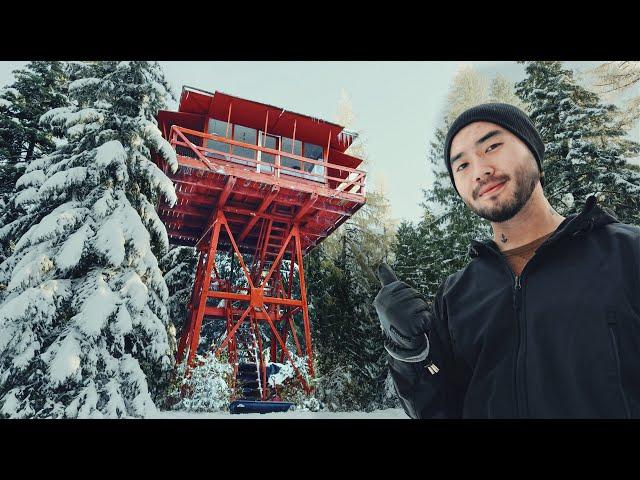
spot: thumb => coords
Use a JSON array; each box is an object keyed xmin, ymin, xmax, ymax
[{"xmin": 377, "ymin": 262, "xmax": 399, "ymax": 287}]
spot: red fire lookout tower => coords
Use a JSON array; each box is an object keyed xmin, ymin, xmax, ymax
[{"xmin": 154, "ymin": 87, "xmax": 366, "ymax": 413}]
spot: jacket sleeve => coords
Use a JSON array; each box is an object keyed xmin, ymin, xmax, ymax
[{"xmin": 387, "ymin": 278, "xmax": 467, "ymax": 419}]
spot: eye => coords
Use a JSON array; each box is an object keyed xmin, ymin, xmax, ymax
[
  {"xmin": 486, "ymin": 142, "xmax": 502, "ymax": 153},
  {"xmin": 456, "ymin": 162, "xmax": 468, "ymax": 172}
]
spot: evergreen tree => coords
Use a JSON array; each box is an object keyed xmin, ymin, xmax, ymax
[
  {"xmin": 0, "ymin": 61, "xmax": 178, "ymax": 418},
  {"xmin": 304, "ymin": 244, "xmax": 348, "ymax": 408},
  {"xmin": 305, "ymin": 91, "xmax": 399, "ymax": 411},
  {"xmin": 0, "ymin": 61, "xmax": 69, "ymax": 165},
  {"xmin": 0, "ymin": 62, "xmax": 70, "ymax": 261},
  {"xmin": 515, "ymin": 61, "xmax": 640, "ymax": 224},
  {"xmin": 307, "ymin": 213, "xmax": 397, "ymax": 411},
  {"xmin": 391, "ymin": 220, "xmax": 421, "ymax": 288},
  {"xmin": 159, "ymin": 245, "xmax": 197, "ymax": 354}
]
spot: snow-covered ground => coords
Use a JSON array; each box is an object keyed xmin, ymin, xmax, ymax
[{"xmin": 149, "ymin": 407, "xmax": 408, "ymax": 419}]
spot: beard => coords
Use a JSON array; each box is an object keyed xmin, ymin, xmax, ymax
[{"xmin": 465, "ymin": 161, "xmax": 540, "ymax": 223}]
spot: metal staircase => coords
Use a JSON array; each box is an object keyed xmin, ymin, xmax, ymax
[
  {"xmin": 229, "ymin": 321, "xmax": 293, "ymax": 414},
  {"xmin": 234, "ymin": 322, "xmax": 263, "ymax": 400}
]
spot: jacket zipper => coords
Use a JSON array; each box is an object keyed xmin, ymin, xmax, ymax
[
  {"xmin": 479, "ymin": 244, "xmax": 528, "ymax": 418},
  {"xmin": 471, "ymin": 215, "xmax": 598, "ymax": 418},
  {"xmin": 607, "ymin": 321, "xmax": 631, "ymax": 418},
  {"xmin": 512, "ymin": 273, "xmax": 527, "ymax": 418}
]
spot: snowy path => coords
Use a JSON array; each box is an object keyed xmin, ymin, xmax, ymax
[{"xmin": 149, "ymin": 407, "xmax": 408, "ymax": 419}]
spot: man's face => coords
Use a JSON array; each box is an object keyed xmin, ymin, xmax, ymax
[{"xmin": 449, "ymin": 121, "xmax": 540, "ymax": 223}]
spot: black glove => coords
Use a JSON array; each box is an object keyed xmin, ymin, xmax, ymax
[{"xmin": 373, "ymin": 263, "xmax": 432, "ymax": 363}]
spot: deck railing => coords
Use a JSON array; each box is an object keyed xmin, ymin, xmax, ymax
[{"xmin": 169, "ymin": 125, "xmax": 366, "ymax": 196}]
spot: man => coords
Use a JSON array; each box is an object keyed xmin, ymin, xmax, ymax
[{"xmin": 374, "ymin": 103, "xmax": 640, "ymax": 418}]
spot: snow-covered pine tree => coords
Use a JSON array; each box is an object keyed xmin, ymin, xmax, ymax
[
  {"xmin": 173, "ymin": 351, "xmax": 232, "ymax": 412},
  {"xmin": 0, "ymin": 62, "xmax": 70, "ymax": 261},
  {"xmin": 304, "ymin": 240, "xmax": 346, "ymax": 393},
  {"xmin": 0, "ymin": 61, "xmax": 179, "ymax": 418},
  {"xmin": 391, "ymin": 220, "xmax": 421, "ymax": 287},
  {"xmin": 0, "ymin": 61, "xmax": 69, "ymax": 166},
  {"xmin": 159, "ymin": 245, "xmax": 197, "ymax": 354},
  {"xmin": 307, "ymin": 193, "xmax": 400, "ymax": 411},
  {"xmin": 391, "ymin": 205, "xmax": 452, "ymax": 306},
  {"xmin": 516, "ymin": 61, "xmax": 640, "ymax": 224},
  {"xmin": 306, "ymin": 236, "xmax": 362, "ymax": 411},
  {"xmin": 342, "ymin": 218, "xmax": 391, "ymax": 411}
]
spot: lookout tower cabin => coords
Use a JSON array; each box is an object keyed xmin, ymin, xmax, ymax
[{"xmin": 153, "ymin": 87, "xmax": 366, "ymax": 412}]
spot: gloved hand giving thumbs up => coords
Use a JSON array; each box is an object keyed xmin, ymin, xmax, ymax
[{"xmin": 373, "ymin": 263, "xmax": 437, "ymax": 370}]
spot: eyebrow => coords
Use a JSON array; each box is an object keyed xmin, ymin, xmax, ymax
[{"xmin": 450, "ymin": 129, "xmax": 504, "ymax": 165}]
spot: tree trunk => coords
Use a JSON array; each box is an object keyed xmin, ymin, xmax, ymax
[{"xmin": 25, "ymin": 140, "xmax": 36, "ymax": 162}]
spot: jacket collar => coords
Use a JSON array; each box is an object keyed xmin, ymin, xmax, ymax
[{"xmin": 468, "ymin": 195, "xmax": 619, "ymax": 259}]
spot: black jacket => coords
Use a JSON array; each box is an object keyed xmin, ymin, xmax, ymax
[{"xmin": 389, "ymin": 196, "xmax": 640, "ymax": 418}]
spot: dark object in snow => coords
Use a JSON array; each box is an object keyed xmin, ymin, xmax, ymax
[
  {"xmin": 229, "ymin": 400, "xmax": 294, "ymax": 414},
  {"xmin": 265, "ymin": 363, "xmax": 282, "ymax": 379}
]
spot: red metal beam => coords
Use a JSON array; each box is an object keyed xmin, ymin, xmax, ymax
[
  {"xmin": 186, "ymin": 212, "xmax": 222, "ymax": 366},
  {"xmin": 261, "ymin": 227, "xmax": 296, "ymax": 288},
  {"xmin": 287, "ymin": 313, "xmax": 303, "ymax": 358},
  {"xmin": 220, "ymin": 214, "xmax": 255, "ymax": 289},
  {"xmin": 174, "ymin": 128, "xmax": 217, "ymax": 173},
  {"xmin": 169, "ymin": 171, "xmax": 365, "ymax": 216},
  {"xmin": 238, "ymin": 185, "xmax": 280, "ymax": 243},
  {"xmin": 218, "ymin": 175, "xmax": 236, "ymax": 208},
  {"xmin": 193, "ymin": 175, "xmax": 238, "ymax": 248},
  {"xmin": 293, "ymin": 192, "xmax": 318, "ymax": 224},
  {"xmin": 206, "ymin": 291, "xmax": 303, "ymax": 308},
  {"xmin": 214, "ymin": 305, "xmax": 252, "ymax": 355},
  {"xmin": 204, "ymin": 306, "xmax": 283, "ymax": 318},
  {"xmin": 166, "ymin": 195, "xmax": 339, "ymax": 232},
  {"xmin": 294, "ymin": 225, "xmax": 315, "ymax": 377},
  {"xmin": 260, "ymin": 306, "xmax": 309, "ymax": 392},
  {"xmin": 221, "ymin": 205, "xmax": 292, "ymax": 225},
  {"xmin": 258, "ymin": 219, "xmax": 273, "ymax": 277}
]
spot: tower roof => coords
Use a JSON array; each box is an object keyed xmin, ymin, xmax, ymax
[{"xmin": 177, "ymin": 86, "xmax": 359, "ymax": 153}]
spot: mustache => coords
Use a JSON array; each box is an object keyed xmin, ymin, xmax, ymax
[{"xmin": 474, "ymin": 175, "xmax": 510, "ymax": 198}]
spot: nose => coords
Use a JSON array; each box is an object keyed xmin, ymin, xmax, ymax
[{"xmin": 473, "ymin": 162, "xmax": 494, "ymax": 183}]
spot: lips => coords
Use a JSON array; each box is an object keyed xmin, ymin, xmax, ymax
[{"xmin": 479, "ymin": 181, "xmax": 506, "ymax": 197}]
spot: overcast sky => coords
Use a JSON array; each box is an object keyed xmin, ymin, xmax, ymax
[{"xmin": 1, "ymin": 61, "xmax": 635, "ymax": 224}]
